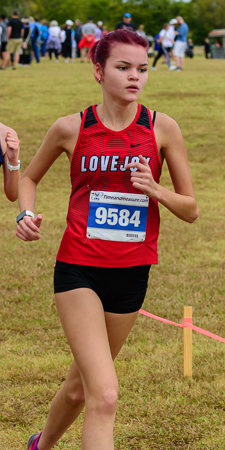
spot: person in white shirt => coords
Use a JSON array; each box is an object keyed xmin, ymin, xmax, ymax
[
  {"xmin": 46, "ymin": 20, "xmax": 61, "ymax": 61},
  {"xmin": 95, "ymin": 21, "xmax": 103, "ymax": 41},
  {"xmin": 137, "ymin": 24, "xmax": 146, "ymax": 38},
  {"xmin": 151, "ymin": 23, "xmax": 175, "ymax": 70},
  {"xmin": 168, "ymin": 18, "xmax": 177, "ymax": 66}
]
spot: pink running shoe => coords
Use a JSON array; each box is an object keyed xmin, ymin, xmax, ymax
[{"xmin": 27, "ymin": 432, "xmax": 42, "ymax": 450}]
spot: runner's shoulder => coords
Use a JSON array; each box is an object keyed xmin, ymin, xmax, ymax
[
  {"xmin": 154, "ymin": 111, "xmax": 182, "ymax": 137},
  {"xmin": 50, "ymin": 113, "xmax": 82, "ymax": 141},
  {"xmin": 0, "ymin": 123, "xmax": 18, "ymax": 137}
]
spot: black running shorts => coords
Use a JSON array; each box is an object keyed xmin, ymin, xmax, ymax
[{"xmin": 54, "ymin": 261, "xmax": 151, "ymax": 314}]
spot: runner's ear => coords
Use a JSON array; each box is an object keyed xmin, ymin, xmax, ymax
[{"xmin": 94, "ymin": 62, "xmax": 103, "ymax": 83}]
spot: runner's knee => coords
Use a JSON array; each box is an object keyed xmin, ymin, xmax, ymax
[
  {"xmin": 62, "ymin": 378, "xmax": 85, "ymax": 407},
  {"xmin": 87, "ymin": 381, "xmax": 118, "ymax": 416}
]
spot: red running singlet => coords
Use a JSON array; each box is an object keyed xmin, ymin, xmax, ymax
[{"xmin": 56, "ymin": 104, "xmax": 162, "ymax": 267}]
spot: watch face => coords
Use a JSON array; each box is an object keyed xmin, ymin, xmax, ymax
[
  {"xmin": 16, "ymin": 211, "xmax": 25, "ymax": 223},
  {"xmin": 17, "ymin": 213, "xmax": 22, "ymax": 223},
  {"xmin": 16, "ymin": 210, "xmax": 34, "ymax": 223},
  {"xmin": 17, "ymin": 209, "xmax": 35, "ymax": 223}
]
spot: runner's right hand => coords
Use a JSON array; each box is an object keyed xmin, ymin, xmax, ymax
[{"xmin": 16, "ymin": 214, "xmax": 43, "ymax": 241}]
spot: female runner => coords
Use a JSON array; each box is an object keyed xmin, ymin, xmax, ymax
[
  {"xmin": 16, "ymin": 30, "xmax": 199, "ymax": 450},
  {"xmin": 0, "ymin": 122, "xmax": 20, "ymax": 201}
]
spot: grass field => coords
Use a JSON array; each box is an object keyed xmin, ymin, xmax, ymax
[{"xmin": 1, "ymin": 54, "xmax": 225, "ymax": 450}]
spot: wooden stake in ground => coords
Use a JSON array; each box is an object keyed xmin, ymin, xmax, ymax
[{"xmin": 183, "ymin": 306, "xmax": 192, "ymax": 378}]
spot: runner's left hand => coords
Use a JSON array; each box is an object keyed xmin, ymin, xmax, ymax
[
  {"xmin": 125, "ymin": 154, "xmax": 158, "ymax": 198},
  {"xmin": 5, "ymin": 132, "xmax": 20, "ymax": 164}
]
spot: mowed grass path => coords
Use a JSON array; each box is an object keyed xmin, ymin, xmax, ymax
[{"xmin": 1, "ymin": 56, "xmax": 225, "ymax": 450}]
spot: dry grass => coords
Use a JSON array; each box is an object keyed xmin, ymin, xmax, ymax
[{"xmin": 1, "ymin": 56, "xmax": 225, "ymax": 449}]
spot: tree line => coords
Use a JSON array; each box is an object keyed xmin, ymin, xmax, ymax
[{"xmin": 1, "ymin": 0, "xmax": 224, "ymax": 44}]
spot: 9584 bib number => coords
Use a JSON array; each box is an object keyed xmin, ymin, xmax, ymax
[
  {"xmin": 95, "ymin": 207, "xmax": 141, "ymax": 227},
  {"xmin": 86, "ymin": 190, "xmax": 149, "ymax": 242}
]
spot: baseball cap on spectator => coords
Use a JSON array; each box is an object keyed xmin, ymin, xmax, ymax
[
  {"xmin": 169, "ymin": 19, "xmax": 177, "ymax": 24},
  {"xmin": 66, "ymin": 19, "xmax": 74, "ymax": 25},
  {"xmin": 124, "ymin": 13, "xmax": 131, "ymax": 18},
  {"xmin": 97, "ymin": 21, "xmax": 103, "ymax": 26}
]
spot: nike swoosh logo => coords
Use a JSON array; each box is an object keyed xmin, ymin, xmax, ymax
[{"xmin": 130, "ymin": 143, "xmax": 142, "ymax": 148}]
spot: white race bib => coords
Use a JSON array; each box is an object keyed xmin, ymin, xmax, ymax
[{"xmin": 86, "ymin": 190, "xmax": 149, "ymax": 242}]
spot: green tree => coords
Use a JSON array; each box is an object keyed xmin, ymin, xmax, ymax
[
  {"xmin": 1, "ymin": 0, "xmax": 224, "ymax": 44},
  {"xmin": 190, "ymin": 0, "xmax": 225, "ymax": 43}
]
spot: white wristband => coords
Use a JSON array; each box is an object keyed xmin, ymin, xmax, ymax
[{"xmin": 7, "ymin": 160, "xmax": 21, "ymax": 171}]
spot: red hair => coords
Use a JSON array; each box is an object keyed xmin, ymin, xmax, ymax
[{"xmin": 89, "ymin": 30, "xmax": 149, "ymax": 69}]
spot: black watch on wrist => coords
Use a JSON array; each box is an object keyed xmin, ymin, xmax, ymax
[{"xmin": 16, "ymin": 210, "xmax": 36, "ymax": 223}]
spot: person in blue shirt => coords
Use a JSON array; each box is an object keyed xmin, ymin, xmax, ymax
[
  {"xmin": 40, "ymin": 19, "xmax": 49, "ymax": 57},
  {"xmin": 71, "ymin": 27, "xmax": 76, "ymax": 60},
  {"xmin": 173, "ymin": 16, "xmax": 189, "ymax": 71},
  {"xmin": 154, "ymin": 33, "xmax": 161, "ymax": 52},
  {"xmin": 31, "ymin": 17, "xmax": 42, "ymax": 63}
]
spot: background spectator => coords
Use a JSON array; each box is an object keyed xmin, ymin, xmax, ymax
[
  {"xmin": 20, "ymin": 17, "xmax": 32, "ymax": 66},
  {"xmin": 31, "ymin": 17, "xmax": 41, "ymax": 63},
  {"xmin": 173, "ymin": 16, "xmax": 189, "ymax": 71},
  {"xmin": 102, "ymin": 25, "xmax": 109, "ymax": 37},
  {"xmin": 40, "ymin": 19, "xmax": 49, "ymax": 57},
  {"xmin": 204, "ymin": 38, "xmax": 211, "ymax": 58},
  {"xmin": 62, "ymin": 20, "xmax": 74, "ymax": 63},
  {"xmin": 115, "ymin": 13, "xmax": 135, "ymax": 31},
  {"xmin": 3, "ymin": 9, "xmax": 24, "ymax": 70},
  {"xmin": 78, "ymin": 17, "xmax": 96, "ymax": 63},
  {"xmin": 71, "ymin": 27, "xmax": 76, "ymax": 60},
  {"xmin": 215, "ymin": 38, "xmax": 222, "ymax": 48},
  {"xmin": 151, "ymin": 23, "xmax": 175, "ymax": 70},
  {"xmin": 0, "ymin": 14, "xmax": 8, "ymax": 69},
  {"xmin": 154, "ymin": 32, "xmax": 161, "ymax": 54},
  {"xmin": 46, "ymin": 20, "xmax": 61, "ymax": 62},
  {"xmin": 186, "ymin": 38, "xmax": 194, "ymax": 58},
  {"xmin": 95, "ymin": 21, "xmax": 103, "ymax": 40},
  {"xmin": 60, "ymin": 25, "xmax": 66, "ymax": 51},
  {"xmin": 168, "ymin": 19, "xmax": 177, "ymax": 66},
  {"xmin": 75, "ymin": 19, "xmax": 82, "ymax": 58},
  {"xmin": 137, "ymin": 24, "xmax": 146, "ymax": 38}
]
